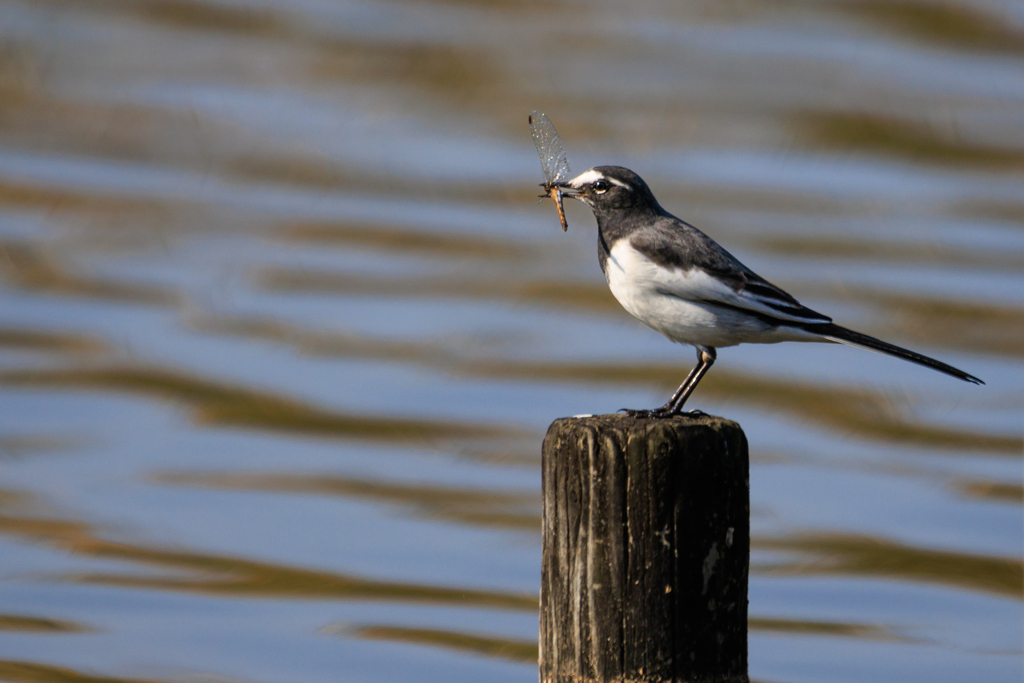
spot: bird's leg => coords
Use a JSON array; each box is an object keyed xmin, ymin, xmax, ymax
[
  {"xmin": 668, "ymin": 347, "xmax": 716, "ymax": 415},
  {"xmin": 620, "ymin": 347, "xmax": 714, "ymax": 418}
]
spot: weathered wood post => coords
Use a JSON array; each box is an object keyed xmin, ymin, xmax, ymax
[{"xmin": 540, "ymin": 413, "xmax": 749, "ymax": 683}]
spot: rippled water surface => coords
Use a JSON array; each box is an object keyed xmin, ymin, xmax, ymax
[{"xmin": 0, "ymin": 1, "xmax": 1022, "ymax": 681}]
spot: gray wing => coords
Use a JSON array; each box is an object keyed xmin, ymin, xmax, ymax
[{"xmin": 629, "ymin": 217, "xmax": 832, "ymax": 325}]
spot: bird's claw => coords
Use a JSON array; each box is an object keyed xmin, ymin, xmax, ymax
[
  {"xmin": 618, "ymin": 407, "xmax": 675, "ymax": 419},
  {"xmin": 617, "ymin": 407, "xmax": 706, "ymax": 419}
]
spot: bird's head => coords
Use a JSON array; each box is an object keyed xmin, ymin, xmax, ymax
[{"xmin": 557, "ymin": 166, "xmax": 662, "ymax": 217}]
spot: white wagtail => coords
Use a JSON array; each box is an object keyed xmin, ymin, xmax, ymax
[{"xmin": 554, "ymin": 166, "xmax": 984, "ymax": 417}]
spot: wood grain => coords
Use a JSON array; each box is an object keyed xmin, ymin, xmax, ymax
[{"xmin": 540, "ymin": 414, "xmax": 749, "ymax": 683}]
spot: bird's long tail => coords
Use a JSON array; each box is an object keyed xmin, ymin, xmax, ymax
[{"xmin": 807, "ymin": 323, "xmax": 984, "ymax": 385}]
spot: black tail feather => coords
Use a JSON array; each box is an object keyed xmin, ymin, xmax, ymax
[{"xmin": 807, "ymin": 323, "xmax": 984, "ymax": 385}]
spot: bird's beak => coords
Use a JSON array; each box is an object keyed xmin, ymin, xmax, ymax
[{"xmin": 554, "ymin": 181, "xmax": 582, "ymax": 198}]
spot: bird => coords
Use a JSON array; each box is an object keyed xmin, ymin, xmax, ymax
[{"xmin": 554, "ymin": 165, "xmax": 983, "ymax": 417}]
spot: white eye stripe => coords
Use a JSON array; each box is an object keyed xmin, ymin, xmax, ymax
[
  {"xmin": 567, "ymin": 169, "xmax": 631, "ymax": 191},
  {"xmin": 567, "ymin": 169, "xmax": 605, "ymax": 188}
]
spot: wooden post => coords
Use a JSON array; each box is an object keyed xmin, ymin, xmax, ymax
[{"xmin": 540, "ymin": 414, "xmax": 749, "ymax": 683}]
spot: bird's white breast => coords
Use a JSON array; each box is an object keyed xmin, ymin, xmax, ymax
[{"xmin": 604, "ymin": 239, "xmax": 809, "ymax": 347}]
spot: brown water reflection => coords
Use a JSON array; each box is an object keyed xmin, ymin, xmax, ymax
[
  {"xmin": 0, "ymin": 242, "xmax": 177, "ymax": 306},
  {"xmin": 227, "ymin": 156, "xmax": 532, "ymax": 205},
  {"xmin": 0, "ymin": 506, "xmax": 537, "ymax": 611},
  {"xmin": 750, "ymin": 235, "xmax": 1024, "ymax": 274},
  {"xmin": 342, "ymin": 624, "xmax": 539, "ymax": 664},
  {"xmin": 0, "ymin": 615, "xmax": 93, "ymax": 634},
  {"xmin": 333, "ymin": 615, "xmax": 905, "ymax": 664},
  {"xmin": 113, "ymin": 0, "xmax": 283, "ymax": 37},
  {"xmin": 799, "ymin": 111, "xmax": 1024, "ymax": 171},
  {"xmin": 0, "ymin": 366, "xmax": 516, "ymax": 443},
  {"xmin": 835, "ymin": 0, "xmax": 1024, "ymax": 55},
  {"xmin": 0, "ymin": 328, "xmax": 105, "ymax": 354},
  {"xmin": 951, "ymin": 479, "xmax": 1023, "ymax": 505},
  {"xmin": 155, "ymin": 472, "xmax": 540, "ymax": 531},
  {"xmin": 0, "ymin": 181, "xmax": 170, "ymax": 220},
  {"xmin": 256, "ymin": 269, "xmax": 617, "ymax": 316},
  {"xmin": 277, "ymin": 222, "xmax": 535, "ymax": 260},
  {"xmin": 755, "ymin": 533, "xmax": 1023, "ymax": 600},
  {"xmin": 955, "ymin": 197, "xmax": 1024, "ymax": 226},
  {"xmin": 0, "ymin": 661, "xmax": 167, "ymax": 683},
  {"xmin": 747, "ymin": 616, "xmax": 905, "ymax": 641}
]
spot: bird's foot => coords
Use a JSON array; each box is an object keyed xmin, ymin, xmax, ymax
[
  {"xmin": 618, "ymin": 407, "xmax": 707, "ymax": 419},
  {"xmin": 618, "ymin": 406, "xmax": 675, "ymax": 419}
]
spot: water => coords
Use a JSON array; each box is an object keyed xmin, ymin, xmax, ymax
[{"xmin": 0, "ymin": 0, "xmax": 1021, "ymax": 681}]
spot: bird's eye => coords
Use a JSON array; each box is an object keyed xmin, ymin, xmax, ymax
[{"xmin": 592, "ymin": 180, "xmax": 609, "ymax": 194}]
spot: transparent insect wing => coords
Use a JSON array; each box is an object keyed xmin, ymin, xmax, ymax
[{"xmin": 529, "ymin": 111, "xmax": 571, "ymax": 185}]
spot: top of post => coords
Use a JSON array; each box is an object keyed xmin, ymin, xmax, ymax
[{"xmin": 549, "ymin": 412, "xmax": 742, "ymax": 434}]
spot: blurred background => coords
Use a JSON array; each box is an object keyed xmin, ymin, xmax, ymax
[{"xmin": 0, "ymin": 0, "xmax": 1021, "ymax": 681}]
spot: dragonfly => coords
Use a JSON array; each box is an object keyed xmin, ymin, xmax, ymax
[{"xmin": 529, "ymin": 110, "xmax": 572, "ymax": 231}]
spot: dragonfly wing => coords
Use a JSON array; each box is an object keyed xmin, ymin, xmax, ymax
[{"xmin": 529, "ymin": 111, "xmax": 571, "ymax": 185}]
